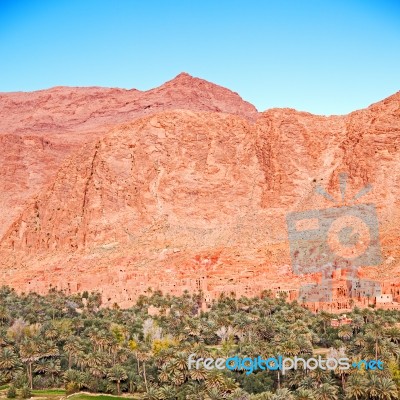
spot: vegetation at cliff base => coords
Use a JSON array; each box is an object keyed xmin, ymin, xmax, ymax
[{"xmin": 0, "ymin": 286, "xmax": 399, "ymax": 399}]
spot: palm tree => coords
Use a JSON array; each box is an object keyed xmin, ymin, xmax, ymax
[
  {"xmin": 158, "ymin": 385, "xmax": 179, "ymax": 400},
  {"xmin": 189, "ymin": 366, "xmax": 207, "ymax": 382},
  {"xmin": 367, "ymin": 374, "xmax": 380, "ymax": 399},
  {"xmin": 205, "ymin": 387, "xmax": 227, "ymax": 400},
  {"xmin": 350, "ymin": 315, "xmax": 364, "ymax": 334},
  {"xmin": 286, "ymin": 370, "xmax": 307, "ymax": 389},
  {"xmin": 282, "ymin": 340, "xmax": 301, "ymax": 357},
  {"xmin": 272, "ymin": 388, "xmax": 295, "ymax": 400},
  {"xmin": 87, "ymin": 328, "xmax": 103, "ymax": 352},
  {"xmin": 338, "ymin": 325, "xmax": 353, "ymax": 341},
  {"xmin": 0, "ymin": 306, "xmax": 9, "ymax": 325},
  {"xmin": 375, "ymin": 377, "xmax": 398, "ymax": 400},
  {"xmin": 158, "ymin": 363, "xmax": 170, "ymax": 384},
  {"xmin": 353, "ymin": 333, "xmax": 366, "ymax": 348},
  {"xmin": 361, "ymin": 308, "xmax": 374, "ymax": 324},
  {"xmin": 34, "ymin": 358, "xmax": 61, "ymax": 383},
  {"xmin": 204, "ymin": 370, "xmax": 228, "ymax": 393},
  {"xmin": 344, "ymin": 373, "xmax": 367, "ymax": 400},
  {"xmin": 137, "ymin": 348, "xmax": 150, "ymax": 393},
  {"xmin": 129, "ymin": 339, "xmax": 141, "ymax": 374},
  {"xmin": 0, "ymin": 348, "xmax": 21, "ymax": 382},
  {"xmin": 191, "ymin": 343, "xmax": 211, "ymax": 359},
  {"xmin": 184, "ymin": 382, "xmax": 206, "ymax": 400},
  {"xmin": 19, "ymin": 339, "xmax": 41, "ymax": 389},
  {"xmin": 173, "ymin": 351, "xmax": 189, "ymax": 373},
  {"xmin": 315, "ymin": 383, "xmax": 338, "ymax": 400},
  {"xmin": 107, "ymin": 365, "xmax": 127, "ymax": 395},
  {"xmin": 64, "ymin": 336, "xmax": 83, "ymax": 369},
  {"xmin": 309, "ymin": 369, "xmax": 330, "ymax": 386},
  {"xmin": 383, "ymin": 340, "xmax": 400, "ymax": 363},
  {"xmin": 43, "ymin": 324, "xmax": 59, "ymax": 341},
  {"xmin": 85, "ymin": 351, "xmax": 106, "ymax": 378},
  {"xmin": 295, "ymin": 388, "xmax": 317, "ymax": 400},
  {"xmin": 385, "ymin": 327, "xmax": 400, "ymax": 344},
  {"xmin": 319, "ymin": 311, "xmax": 332, "ymax": 335},
  {"xmin": 0, "ymin": 348, "xmax": 19, "ymax": 370},
  {"xmin": 127, "ymin": 369, "xmax": 136, "ymax": 394},
  {"xmin": 366, "ymin": 375, "xmax": 398, "ymax": 400},
  {"xmin": 366, "ymin": 324, "xmax": 383, "ymax": 360},
  {"xmin": 141, "ymin": 384, "xmax": 161, "ymax": 400}
]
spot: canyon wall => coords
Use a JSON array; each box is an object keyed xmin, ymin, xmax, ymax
[{"xmin": 0, "ymin": 74, "xmax": 399, "ymax": 307}]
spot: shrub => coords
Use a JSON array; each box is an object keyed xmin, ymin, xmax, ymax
[
  {"xmin": 65, "ymin": 382, "xmax": 79, "ymax": 395},
  {"xmin": 13, "ymin": 372, "xmax": 28, "ymax": 389},
  {"xmin": 32, "ymin": 376, "xmax": 48, "ymax": 390},
  {"xmin": 21, "ymin": 385, "xmax": 31, "ymax": 399},
  {"xmin": 6, "ymin": 385, "xmax": 16, "ymax": 399}
]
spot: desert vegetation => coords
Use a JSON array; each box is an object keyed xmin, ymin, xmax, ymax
[{"xmin": 0, "ymin": 286, "xmax": 399, "ymax": 399}]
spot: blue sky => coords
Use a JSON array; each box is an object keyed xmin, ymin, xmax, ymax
[{"xmin": 0, "ymin": 0, "xmax": 399, "ymax": 115}]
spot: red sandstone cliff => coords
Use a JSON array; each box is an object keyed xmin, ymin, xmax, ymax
[
  {"xmin": 0, "ymin": 73, "xmax": 257, "ymax": 238},
  {"xmin": 0, "ymin": 74, "xmax": 399, "ymax": 307}
]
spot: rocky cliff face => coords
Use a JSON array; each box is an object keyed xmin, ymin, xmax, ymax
[
  {"xmin": 0, "ymin": 73, "xmax": 257, "ymax": 238},
  {"xmin": 0, "ymin": 74, "xmax": 399, "ymax": 307}
]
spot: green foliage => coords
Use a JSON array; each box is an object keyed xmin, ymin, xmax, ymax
[
  {"xmin": 388, "ymin": 361, "xmax": 400, "ymax": 388},
  {"xmin": 65, "ymin": 382, "xmax": 80, "ymax": 395},
  {"xmin": 6, "ymin": 385, "xmax": 16, "ymax": 399},
  {"xmin": 0, "ymin": 286, "xmax": 399, "ymax": 399},
  {"xmin": 21, "ymin": 385, "xmax": 31, "ymax": 399},
  {"xmin": 233, "ymin": 371, "xmax": 274, "ymax": 394}
]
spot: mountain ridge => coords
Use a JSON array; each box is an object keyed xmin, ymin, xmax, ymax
[{"xmin": 0, "ymin": 74, "xmax": 399, "ymax": 308}]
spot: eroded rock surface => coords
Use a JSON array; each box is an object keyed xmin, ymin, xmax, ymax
[{"xmin": 0, "ymin": 74, "xmax": 399, "ymax": 307}]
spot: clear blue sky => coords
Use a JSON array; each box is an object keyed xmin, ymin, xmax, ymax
[{"xmin": 0, "ymin": 0, "xmax": 399, "ymax": 115}]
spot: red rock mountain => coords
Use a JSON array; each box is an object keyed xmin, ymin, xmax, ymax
[
  {"xmin": 0, "ymin": 73, "xmax": 256, "ymax": 238},
  {"xmin": 0, "ymin": 73, "xmax": 399, "ymax": 307}
]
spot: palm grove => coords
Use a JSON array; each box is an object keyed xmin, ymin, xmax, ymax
[{"xmin": 0, "ymin": 286, "xmax": 399, "ymax": 400}]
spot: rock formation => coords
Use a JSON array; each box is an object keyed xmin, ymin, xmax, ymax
[
  {"xmin": 0, "ymin": 73, "xmax": 256, "ymax": 238},
  {"xmin": 0, "ymin": 73, "xmax": 399, "ymax": 308}
]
